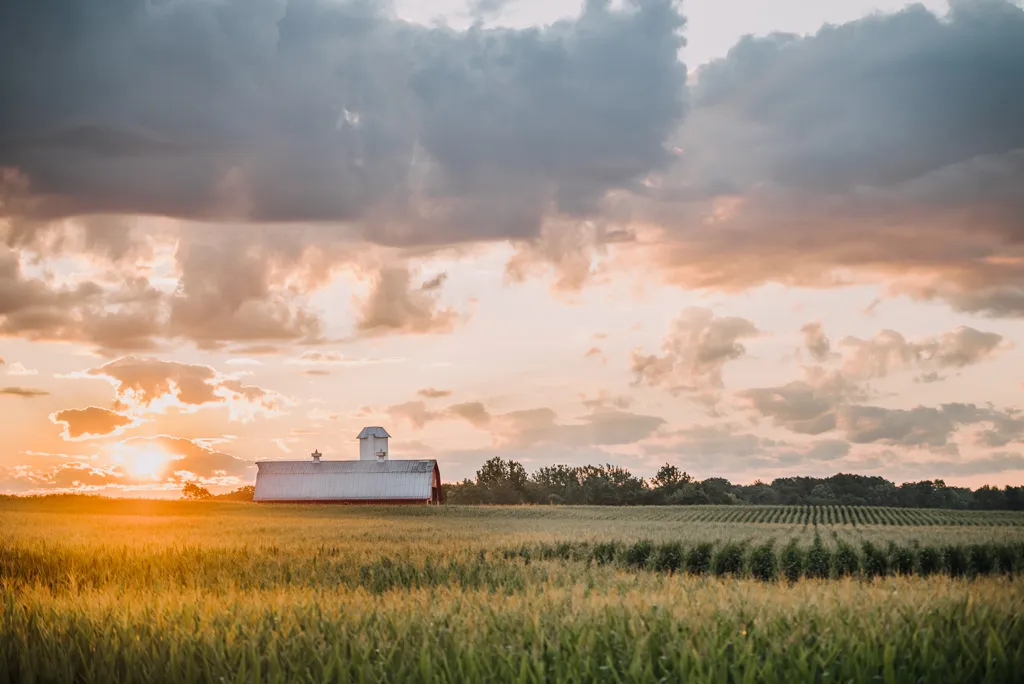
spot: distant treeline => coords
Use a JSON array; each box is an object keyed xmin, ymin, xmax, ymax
[
  {"xmin": 444, "ymin": 458, "xmax": 1024, "ymax": 510},
  {"xmin": 180, "ymin": 483, "xmax": 254, "ymax": 501}
]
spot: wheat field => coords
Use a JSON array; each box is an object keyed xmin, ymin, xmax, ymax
[{"xmin": 2, "ymin": 497, "xmax": 1023, "ymax": 683}]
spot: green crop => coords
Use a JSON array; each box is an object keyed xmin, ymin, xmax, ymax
[{"xmin": 1, "ymin": 497, "xmax": 1023, "ymax": 683}]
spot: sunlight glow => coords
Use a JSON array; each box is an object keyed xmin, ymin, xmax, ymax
[{"xmin": 114, "ymin": 445, "xmax": 172, "ymax": 481}]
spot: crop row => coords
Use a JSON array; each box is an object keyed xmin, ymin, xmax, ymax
[
  {"xmin": 670, "ymin": 505, "xmax": 1024, "ymax": 527},
  {"xmin": 5, "ymin": 578, "xmax": 1023, "ymax": 684},
  {"xmin": 504, "ymin": 538, "xmax": 1024, "ymax": 581}
]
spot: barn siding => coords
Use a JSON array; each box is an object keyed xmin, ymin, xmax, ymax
[{"xmin": 254, "ymin": 459, "xmax": 439, "ymax": 503}]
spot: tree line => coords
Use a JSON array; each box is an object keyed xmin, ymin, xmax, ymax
[
  {"xmin": 181, "ymin": 483, "xmax": 254, "ymax": 501},
  {"xmin": 444, "ymin": 457, "xmax": 1024, "ymax": 510}
]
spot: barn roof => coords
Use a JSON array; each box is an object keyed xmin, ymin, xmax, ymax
[
  {"xmin": 356, "ymin": 426, "xmax": 391, "ymax": 439},
  {"xmin": 253, "ymin": 459, "xmax": 437, "ymax": 502}
]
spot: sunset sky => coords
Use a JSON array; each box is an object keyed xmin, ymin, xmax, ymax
[{"xmin": 2, "ymin": 0, "xmax": 1023, "ymax": 496}]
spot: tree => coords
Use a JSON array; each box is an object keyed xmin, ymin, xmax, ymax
[
  {"xmin": 700, "ymin": 478, "xmax": 736, "ymax": 505},
  {"xmin": 473, "ymin": 457, "xmax": 529, "ymax": 504},
  {"xmin": 808, "ymin": 484, "xmax": 837, "ymax": 505},
  {"xmin": 577, "ymin": 464, "xmax": 647, "ymax": 505},
  {"xmin": 529, "ymin": 465, "xmax": 584, "ymax": 504},
  {"xmin": 651, "ymin": 464, "xmax": 691, "ymax": 490},
  {"xmin": 744, "ymin": 481, "xmax": 780, "ymax": 505},
  {"xmin": 182, "ymin": 482, "xmax": 213, "ymax": 500},
  {"xmin": 214, "ymin": 485, "xmax": 255, "ymax": 501},
  {"xmin": 971, "ymin": 485, "xmax": 1006, "ymax": 510},
  {"xmin": 444, "ymin": 479, "xmax": 487, "ymax": 504},
  {"xmin": 665, "ymin": 483, "xmax": 711, "ymax": 505}
]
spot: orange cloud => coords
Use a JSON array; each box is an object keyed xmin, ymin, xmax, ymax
[
  {"xmin": 81, "ymin": 356, "xmax": 287, "ymax": 421},
  {"xmin": 50, "ymin": 407, "xmax": 137, "ymax": 441},
  {"xmin": 3, "ymin": 435, "xmax": 254, "ymax": 494},
  {"xmin": 0, "ymin": 386, "xmax": 49, "ymax": 398}
]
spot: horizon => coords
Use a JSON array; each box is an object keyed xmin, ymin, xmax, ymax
[{"xmin": 3, "ymin": 0, "xmax": 1024, "ymax": 497}]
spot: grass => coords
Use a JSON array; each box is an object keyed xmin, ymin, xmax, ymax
[{"xmin": 1, "ymin": 498, "xmax": 1023, "ymax": 683}]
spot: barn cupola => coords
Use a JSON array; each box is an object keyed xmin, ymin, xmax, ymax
[
  {"xmin": 357, "ymin": 426, "xmax": 391, "ymax": 462},
  {"xmin": 311, "ymin": 449, "xmax": 322, "ymax": 463}
]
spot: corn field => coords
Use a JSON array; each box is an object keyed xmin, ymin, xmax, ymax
[{"xmin": 2, "ymin": 498, "xmax": 1023, "ymax": 683}]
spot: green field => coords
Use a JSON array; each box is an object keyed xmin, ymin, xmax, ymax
[{"xmin": 2, "ymin": 498, "xmax": 1024, "ymax": 683}]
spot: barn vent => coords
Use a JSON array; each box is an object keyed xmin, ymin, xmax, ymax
[{"xmin": 311, "ymin": 449, "xmax": 322, "ymax": 463}]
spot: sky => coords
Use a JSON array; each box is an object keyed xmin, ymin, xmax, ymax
[{"xmin": 1, "ymin": 0, "xmax": 1024, "ymax": 497}]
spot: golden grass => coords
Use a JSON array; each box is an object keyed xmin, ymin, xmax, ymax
[{"xmin": 2, "ymin": 499, "xmax": 1023, "ymax": 683}]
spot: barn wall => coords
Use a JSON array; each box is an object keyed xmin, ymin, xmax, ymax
[{"xmin": 254, "ymin": 460, "xmax": 437, "ymax": 502}]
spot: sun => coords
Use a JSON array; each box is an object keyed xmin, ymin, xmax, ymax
[{"xmin": 124, "ymin": 447, "xmax": 170, "ymax": 480}]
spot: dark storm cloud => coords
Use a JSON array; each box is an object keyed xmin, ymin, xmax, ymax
[
  {"xmin": 642, "ymin": 0, "xmax": 1024, "ymax": 315},
  {"xmin": 689, "ymin": 1, "xmax": 1024, "ymax": 196},
  {"xmin": 0, "ymin": 0, "xmax": 687, "ymax": 243}
]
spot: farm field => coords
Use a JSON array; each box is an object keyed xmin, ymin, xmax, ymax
[{"xmin": 2, "ymin": 498, "xmax": 1024, "ymax": 683}]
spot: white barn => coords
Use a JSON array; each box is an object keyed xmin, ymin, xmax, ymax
[{"xmin": 253, "ymin": 427, "xmax": 443, "ymax": 504}]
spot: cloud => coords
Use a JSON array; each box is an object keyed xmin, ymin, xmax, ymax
[
  {"xmin": 736, "ymin": 367, "xmax": 863, "ymax": 435},
  {"xmin": 355, "ymin": 264, "xmax": 462, "ymax": 335},
  {"xmin": 0, "ymin": 0, "xmax": 686, "ymax": 245},
  {"xmin": 640, "ymin": 423, "xmax": 852, "ymax": 475},
  {"xmin": 801, "ymin": 322, "xmax": 831, "ymax": 363},
  {"xmin": 5, "ymin": 436, "xmax": 254, "ymax": 492},
  {"xmin": 0, "ymin": 227, "xmax": 340, "ymax": 351},
  {"xmin": 741, "ymin": 322, "xmax": 1007, "ymax": 434},
  {"xmin": 0, "ymin": 386, "xmax": 49, "ymax": 398},
  {"xmin": 926, "ymin": 325, "xmax": 1007, "ymax": 368},
  {"xmin": 229, "ymin": 344, "xmax": 285, "ymax": 356},
  {"xmin": 740, "ymin": 326, "xmax": 1024, "ymax": 452},
  {"xmin": 166, "ymin": 230, "xmax": 335, "ymax": 350},
  {"xmin": 116, "ymin": 435, "xmax": 253, "ymax": 482},
  {"xmin": 50, "ymin": 407, "xmax": 137, "ymax": 440},
  {"xmin": 630, "ymin": 307, "xmax": 759, "ymax": 406},
  {"xmin": 417, "ymin": 387, "xmax": 452, "ymax": 399},
  {"xmin": 286, "ymin": 350, "xmax": 402, "ymax": 366},
  {"xmin": 387, "ymin": 401, "xmax": 440, "ymax": 429},
  {"xmin": 88, "ymin": 356, "xmax": 221, "ymax": 407},
  {"xmin": 385, "ymin": 393, "xmax": 662, "ymax": 447},
  {"xmin": 837, "ymin": 405, "xmax": 956, "ymax": 448},
  {"xmin": 836, "ymin": 402, "xmax": 1024, "ymax": 450},
  {"xmin": 919, "ymin": 452, "xmax": 1024, "ymax": 478},
  {"xmin": 84, "ymin": 355, "xmax": 285, "ymax": 421},
  {"xmin": 774, "ymin": 439, "xmax": 851, "ymax": 465},
  {"xmin": 392, "ymin": 439, "xmax": 435, "ymax": 455},
  {"xmin": 490, "ymin": 407, "xmax": 664, "ymax": 449},
  {"xmin": 5, "ymin": 361, "xmax": 37, "ymax": 376},
  {"xmin": 0, "ymin": 246, "xmax": 163, "ymax": 350},
  {"xmin": 388, "ymin": 399, "xmax": 493, "ymax": 429},
  {"xmin": 643, "ymin": 424, "xmax": 765, "ymax": 459},
  {"xmin": 446, "ymin": 401, "xmax": 493, "ymax": 428},
  {"xmin": 580, "ymin": 391, "xmax": 633, "ymax": 411},
  {"xmin": 226, "ymin": 358, "xmax": 264, "ymax": 367},
  {"xmin": 7, "ymin": 461, "xmax": 128, "ymax": 491},
  {"xmin": 637, "ymin": 0, "xmax": 1024, "ymax": 316},
  {"xmin": 505, "ymin": 219, "xmax": 630, "ymax": 293},
  {"xmin": 838, "ymin": 325, "xmax": 1005, "ymax": 381},
  {"xmin": 468, "ymin": 0, "xmax": 514, "ymax": 22}
]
